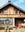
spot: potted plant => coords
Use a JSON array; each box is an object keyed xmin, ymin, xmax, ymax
[
  {"xmin": 0, "ymin": 27, "xmax": 5, "ymax": 30},
  {"xmin": 9, "ymin": 27, "xmax": 13, "ymax": 32},
  {"xmin": 7, "ymin": 26, "xmax": 9, "ymax": 30},
  {"xmin": 0, "ymin": 27, "xmax": 5, "ymax": 32}
]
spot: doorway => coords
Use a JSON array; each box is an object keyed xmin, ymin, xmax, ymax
[{"xmin": 15, "ymin": 18, "xmax": 24, "ymax": 27}]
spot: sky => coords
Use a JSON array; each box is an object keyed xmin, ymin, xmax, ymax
[{"xmin": 0, "ymin": 0, "xmax": 25, "ymax": 11}]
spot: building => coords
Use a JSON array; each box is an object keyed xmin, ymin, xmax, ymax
[{"xmin": 0, "ymin": 1, "xmax": 25, "ymax": 28}]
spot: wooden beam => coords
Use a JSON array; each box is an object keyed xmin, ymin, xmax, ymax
[{"xmin": 0, "ymin": 14, "xmax": 25, "ymax": 18}]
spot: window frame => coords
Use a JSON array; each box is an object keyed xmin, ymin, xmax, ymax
[{"xmin": 0, "ymin": 18, "xmax": 13, "ymax": 25}]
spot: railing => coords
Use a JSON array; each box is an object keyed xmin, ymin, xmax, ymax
[
  {"xmin": 0, "ymin": 13, "xmax": 25, "ymax": 18},
  {"xmin": 0, "ymin": 13, "xmax": 25, "ymax": 15}
]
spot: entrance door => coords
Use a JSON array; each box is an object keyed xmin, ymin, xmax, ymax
[{"xmin": 15, "ymin": 18, "xmax": 24, "ymax": 27}]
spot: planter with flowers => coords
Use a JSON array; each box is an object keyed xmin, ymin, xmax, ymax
[
  {"xmin": 9, "ymin": 27, "xmax": 13, "ymax": 32},
  {"xmin": 6, "ymin": 26, "xmax": 9, "ymax": 32}
]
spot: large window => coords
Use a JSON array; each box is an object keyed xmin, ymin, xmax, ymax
[{"xmin": 0, "ymin": 18, "xmax": 13, "ymax": 25}]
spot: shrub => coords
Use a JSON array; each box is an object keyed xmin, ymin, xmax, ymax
[
  {"xmin": 9, "ymin": 27, "xmax": 13, "ymax": 30},
  {"xmin": 6, "ymin": 26, "xmax": 9, "ymax": 30},
  {"xmin": 0, "ymin": 27, "xmax": 5, "ymax": 30}
]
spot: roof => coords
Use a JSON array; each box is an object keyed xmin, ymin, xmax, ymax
[{"xmin": 0, "ymin": 2, "xmax": 25, "ymax": 14}]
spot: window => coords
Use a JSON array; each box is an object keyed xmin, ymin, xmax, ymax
[
  {"xmin": 0, "ymin": 18, "xmax": 13, "ymax": 25},
  {"xmin": 15, "ymin": 10, "xmax": 18, "ymax": 14},
  {"xmin": 0, "ymin": 20, "xmax": 4, "ymax": 25},
  {"xmin": 2, "ymin": 20, "xmax": 4, "ymax": 24},
  {"xmin": 9, "ymin": 7, "xmax": 15, "ymax": 14},
  {"xmin": 5, "ymin": 20, "xmax": 9, "ymax": 25},
  {"xmin": 0, "ymin": 21, "xmax": 2, "ymax": 24},
  {"xmin": 2, "ymin": 9, "xmax": 4, "ymax": 13},
  {"xmin": 9, "ymin": 9, "xmax": 10, "ymax": 14}
]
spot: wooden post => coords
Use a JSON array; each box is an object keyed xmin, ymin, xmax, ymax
[{"xmin": 13, "ymin": 18, "xmax": 15, "ymax": 27}]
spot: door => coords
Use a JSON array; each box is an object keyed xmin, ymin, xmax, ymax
[{"xmin": 15, "ymin": 18, "xmax": 24, "ymax": 27}]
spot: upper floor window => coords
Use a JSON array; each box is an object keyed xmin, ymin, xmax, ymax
[
  {"xmin": 9, "ymin": 8, "xmax": 10, "ymax": 14},
  {"xmin": 2, "ymin": 9, "xmax": 4, "ymax": 13},
  {"xmin": 15, "ymin": 10, "xmax": 18, "ymax": 14},
  {"xmin": 9, "ymin": 8, "xmax": 14, "ymax": 14}
]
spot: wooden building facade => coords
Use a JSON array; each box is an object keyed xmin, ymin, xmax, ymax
[{"xmin": 0, "ymin": 1, "xmax": 25, "ymax": 27}]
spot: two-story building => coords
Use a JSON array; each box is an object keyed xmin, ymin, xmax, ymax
[{"xmin": 0, "ymin": 1, "xmax": 25, "ymax": 28}]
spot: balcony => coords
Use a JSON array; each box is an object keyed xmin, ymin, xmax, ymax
[{"xmin": 0, "ymin": 14, "xmax": 25, "ymax": 18}]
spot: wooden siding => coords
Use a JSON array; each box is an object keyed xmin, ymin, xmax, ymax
[{"xmin": 0, "ymin": 6, "xmax": 25, "ymax": 18}]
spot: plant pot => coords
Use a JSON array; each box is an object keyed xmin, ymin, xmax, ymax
[
  {"xmin": 6, "ymin": 29, "xmax": 9, "ymax": 32},
  {"xmin": 9, "ymin": 30, "xmax": 13, "ymax": 32},
  {"xmin": 0, "ymin": 30, "xmax": 6, "ymax": 32}
]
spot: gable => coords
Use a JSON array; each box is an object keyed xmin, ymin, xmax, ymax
[
  {"xmin": 0, "ymin": 4, "xmax": 25, "ymax": 14},
  {"xmin": 0, "ymin": 6, "xmax": 24, "ymax": 15}
]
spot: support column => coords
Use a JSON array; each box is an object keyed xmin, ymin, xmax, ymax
[{"xmin": 13, "ymin": 18, "xmax": 15, "ymax": 27}]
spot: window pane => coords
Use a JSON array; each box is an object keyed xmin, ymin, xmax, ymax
[
  {"xmin": 5, "ymin": 21, "xmax": 9, "ymax": 25},
  {"xmin": 15, "ymin": 11, "xmax": 17, "ymax": 13},
  {"xmin": 2, "ymin": 20, "xmax": 4, "ymax": 24},
  {"xmin": 9, "ymin": 18, "xmax": 13, "ymax": 25},
  {"xmin": 0, "ymin": 20, "xmax": 4, "ymax": 24},
  {"xmin": 2, "ymin": 10, "xmax": 4, "ymax": 13},
  {"xmin": 0, "ymin": 20, "xmax": 2, "ymax": 24}
]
